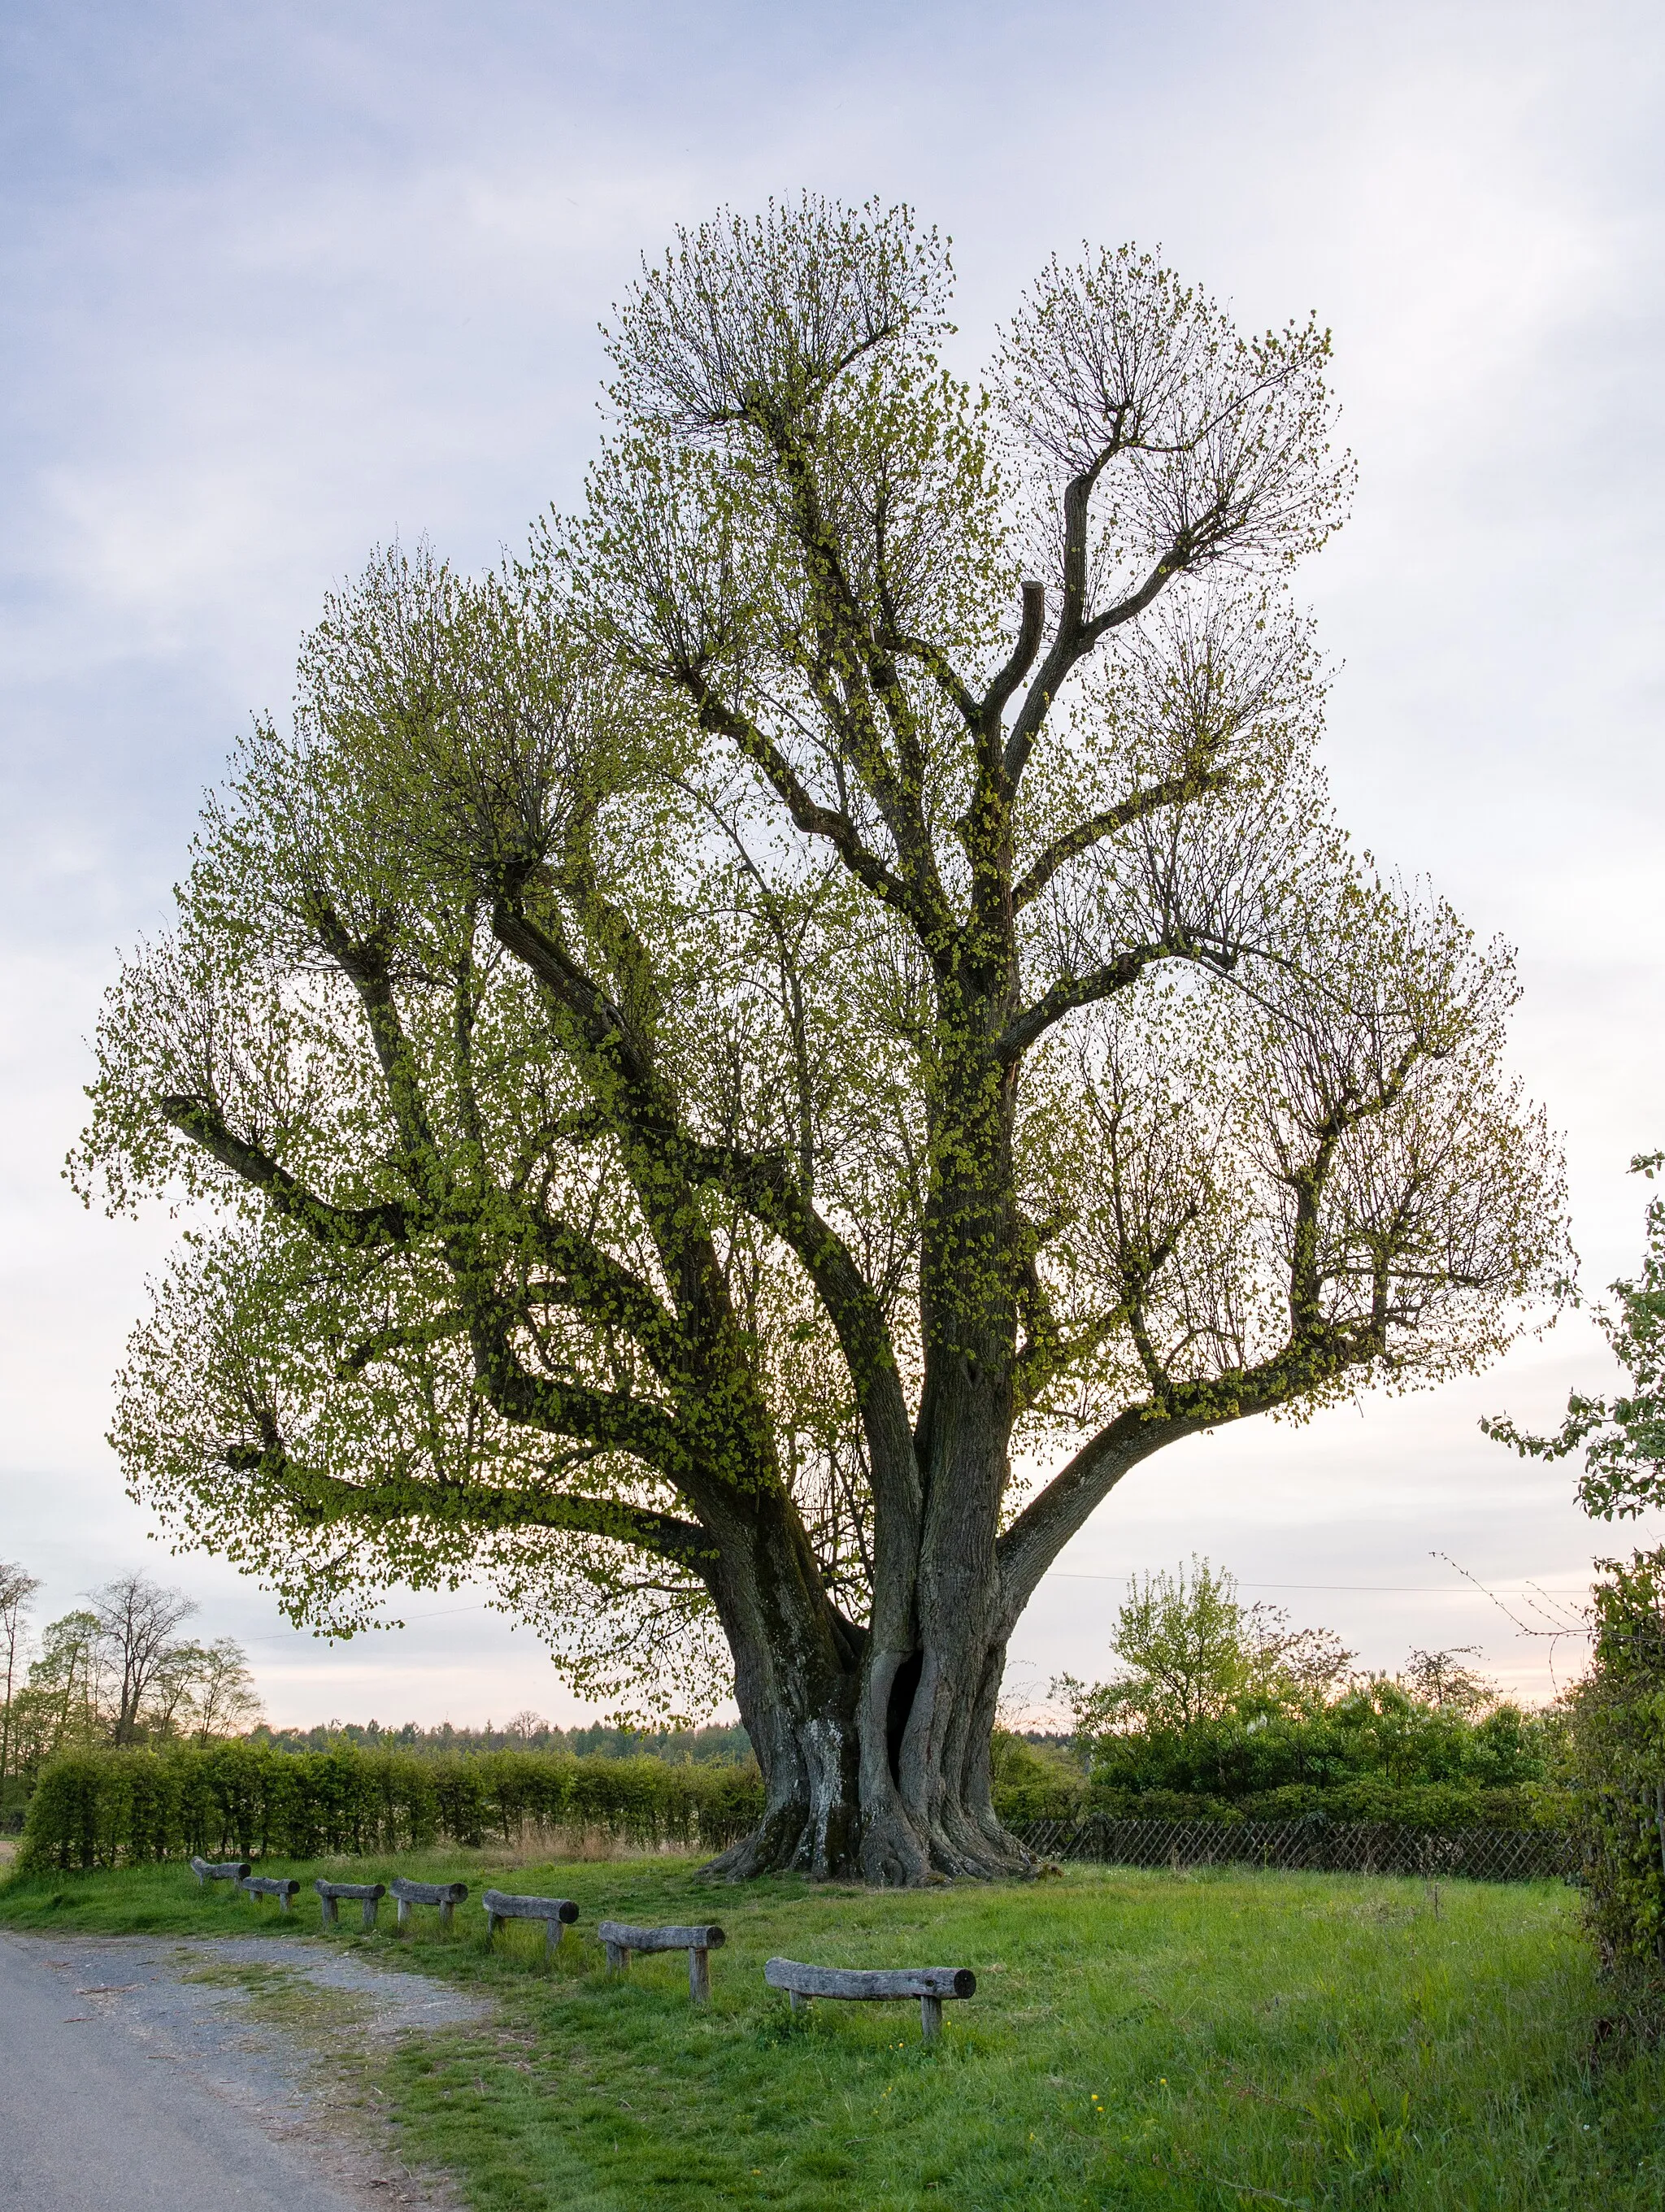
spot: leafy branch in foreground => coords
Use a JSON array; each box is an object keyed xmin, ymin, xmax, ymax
[{"xmin": 1485, "ymin": 1152, "xmax": 1665, "ymax": 1519}]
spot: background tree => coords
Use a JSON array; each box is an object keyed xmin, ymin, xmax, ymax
[
  {"xmin": 180, "ymin": 1636, "xmax": 264, "ymax": 1743},
  {"xmin": 86, "ymin": 1572, "xmax": 198, "ymax": 1745},
  {"xmin": 1401, "ymin": 1645, "xmax": 1495, "ymax": 1714},
  {"xmin": 0, "ymin": 1561, "xmax": 42, "ymax": 1793},
  {"xmin": 0, "ymin": 1566, "xmax": 42, "ymax": 1805},
  {"xmin": 1486, "ymin": 1156, "xmax": 1665, "ymax": 2006},
  {"xmin": 1054, "ymin": 1556, "xmax": 1355, "ymax": 1736},
  {"xmin": 11, "ymin": 1609, "xmax": 108, "ymax": 1770},
  {"xmin": 76, "ymin": 198, "xmax": 1567, "ymax": 1881},
  {"xmin": 141, "ymin": 1638, "xmax": 206, "ymax": 1737}
]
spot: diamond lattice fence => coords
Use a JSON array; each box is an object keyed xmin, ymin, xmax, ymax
[{"xmin": 1009, "ymin": 1815, "xmax": 1574, "ymax": 1883}]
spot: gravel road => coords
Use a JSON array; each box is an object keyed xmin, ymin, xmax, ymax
[{"xmin": 0, "ymin": 1929, "xmax": 487, "ymax": 2210}]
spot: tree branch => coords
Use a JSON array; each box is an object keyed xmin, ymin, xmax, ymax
[
  {"xmin": 685, "ymin": 1138, "xmax": 921, "ymax": 1523},
  {"xmin": 1002, "ymin": 504, "xmax": 1193, "ymax": 792},
  {"xmin": 998, "ymin": 1406, "xmax": 1203, "ymax": 1619},
  {"xmin": 685, "ymin": 681, "xmax": 929, "ymax": 926},
  {"xmin": 224, "ymin": 1443, "xmax": 714, "ymax": 1570},
  {"xmin": 160, "ymin": 1097, "xmax": 420, "ymax": 1246},
  {"xmin": 979, "ymin": 579, "xmax": 1046, "ymax": 734},
  {"xmin": 1012, "ymin": 767, "xmax": 1230, "ymax": 910},
  {"xmin": 467, "ymin": 1318, "xmax": 690, "ymax": 1475},
  {"xmin": 339, "ymin": 1312, "xmax": 467, "ymax": 1374},
  {"xmin": 990, "ymin": 944, "xmax": 1182, "ymax": 1065},
  {"xmin": 998, "ymin": 1313, "xmax": 1381, "ymax": 1620}
]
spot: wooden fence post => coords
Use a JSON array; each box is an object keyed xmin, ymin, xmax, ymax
[
  {"xmin": 763, "ymin": 1959, "xmax": 976, "ymax": 2042},
  {"xmin": 481, "ymin": 1889, "xmax": 580, "ymax": 1954},
  {"xmin": 595, "ymin": 1921, "xmax": 726, "ymax": 2006},
  {"xmin": 389, "ymin": 1877, "xmax": 469, "ymax": 1933}
]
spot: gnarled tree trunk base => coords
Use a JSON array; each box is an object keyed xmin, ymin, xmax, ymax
[{"xmin": 700, "ymin": 1791, "xmax": 1034, "ymax": 1886}]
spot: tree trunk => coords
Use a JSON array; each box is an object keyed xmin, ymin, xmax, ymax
[
  {"xmin": 700, "ymin": 1415, "xmax": 1032, "ymax": 1884},
  {"xmin": 701, "ymin": 997, "xmax": 1040, "ymax": 1884},
  {"xmin": 702, "ymin": 1611, "xmax": 1031, "ymax": 1884}
]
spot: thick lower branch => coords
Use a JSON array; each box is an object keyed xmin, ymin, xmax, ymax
[
  {"xmin": 222, "ymin": 1446, "xmax": 715, "ymax": 1567},
  {"xmin": 161, "ymin": 1098, "xmax": 417, "ymax": 1246}
]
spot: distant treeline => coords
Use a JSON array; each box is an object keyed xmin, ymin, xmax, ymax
[{"xmin": 246, "ymin": 1720, "xmax": 754, "ymax": 1763}]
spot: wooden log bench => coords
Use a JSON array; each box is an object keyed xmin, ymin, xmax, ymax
[
  {"xmin": 315, "ymin": 1878, "xmax": 387, "ymax": 1932},
  {"xmin": 482, "ymin": 1888, "xmax": 580, "ymax": 1953},
  {"xmin": 389, "ymin": 1875, "xmax": 468, "ymax": 1932},
  {"xmin": 239, "ymin": 1874, "xmax": 302, "ymax": 1913},
  {"xmin": 189, "ymin": 1856, "xmax": 251, "ymax": 1888},
  {"xmin": 598, "ymin": 1919, "xmax": 727, "ymax": 2006},
  {"xmin": 764, "ymin": 1958, "xmax": 976, "ymax": 2042}
]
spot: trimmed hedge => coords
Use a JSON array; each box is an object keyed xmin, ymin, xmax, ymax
[{"xmin": 15, "ymin": 1742, "xmax": 765, "ymax": 1872}]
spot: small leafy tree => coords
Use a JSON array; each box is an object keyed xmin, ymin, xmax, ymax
[
  {"xmin": 1401, "ymin": 1645, "xmax": 1495, "ymax": 1714},
  {"xmin": 76, "ymin": 199, "xmax": 1567, "ymax": 1880},
  {"xmin": 11, "ymin": 1610, "xmax": 110, "ymax": 1771},
  {"xmin": 140, "ymin": 1635, "xmax": 261, "ymax": 1741},
  {"xmin": 1489, "ymin": 1154, "xmax": 1665, "ymax": 2000},
  {"xmin": 182, "ymin": 1636, "xmax": 264, "ymax": 1743},
  {"xmin": 0, "ymin": 1561, "xmax": 41, "ymax": 1789},
  {"xmin": 1056, "ymin": 1556, "xmax": 1354, "ymax": 1738}
]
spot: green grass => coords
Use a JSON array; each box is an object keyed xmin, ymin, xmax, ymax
[{"xmin": 5, "ymin": 1852, "xmax": 1662, "ymax": 2208}]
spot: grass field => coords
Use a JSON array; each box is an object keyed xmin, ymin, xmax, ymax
[{"xmin": 3, "ymin": 1851, "xmax": 1661, "ymax": 2209}]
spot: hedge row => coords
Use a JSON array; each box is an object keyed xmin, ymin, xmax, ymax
[
  {"xmin": 13, "ymin": 1741, "xmax": 1554, "ymax": 1875},
  {"xmin": 15, "ymin": 1743, "xmax": 766, "ymax": 1871},
  {"xmin": 989, "ymin": 1734, "xmax": 1544, "ymax": 1832}
]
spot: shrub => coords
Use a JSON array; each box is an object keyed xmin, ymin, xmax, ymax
[
  {"xmin": 989, "ymin": 1731, "xmax": 1087, "ymax": 1822},
  {"xmin": 1072, "ymin": 1681, "xmax": 1552, "ymax": 1829},
  {"xmin": 1558, "ymin": 1551, "xmax": 1665, "ymax": 1998}
]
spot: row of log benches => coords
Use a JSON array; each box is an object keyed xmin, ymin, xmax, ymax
[{"xmin": 189, "ymin": 1857, "xmax": 976, "ymax": 2039}]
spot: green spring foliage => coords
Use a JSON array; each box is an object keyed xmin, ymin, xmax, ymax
[
  {"xmin": 998, "ymin": 1560, "xmax": 1556, "ymax": 1831},
  {"xmin": 991, "ymin": 1701, "xmax": 1550, "ymax": 1832},
  {"xmin": 1556, "ymin": 1550, "xmax": 1665, "ymax": 1992},
  {"xmin": 15, "ymin": 1741, "xmax": 764, "ymax": 1871},
  {"xmin": 1080, "ymin": 1685, "xmax": 1551, "ymax": 1830}
]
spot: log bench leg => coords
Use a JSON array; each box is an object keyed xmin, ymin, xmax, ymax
[
  {"xmin": 362, "ymin": 1897, "xmax": 380, "ymax": 1932},
  {"xmin": 920, "ymin": 1996, "xmax": 942, "ymax": 2042},
  {"xmin": 789, "ymin": 1989, "xmax": 811, "ymax": 2015},
  {"xmin": 397, "ymin": 1898, "xmax": 411, "ymax": 1932},
  {"xmin": 320, "ymin": 1894, "xmax": 338, "ymax": 1928},
  {"xmin": 605, "ymin": 1940, "xmax": 628, "ymax": 1972},
  {"xmin": 544, "ymin": 1920, "xmax": 563, "ymax": 1956},
  {"xmin": 689, "ymin": 1946, "xmax": 711, "ymax": 2006},
  {"xmin": 487, "ymin": 1912, "xmax": 504, "ymax": 1940},
  {"xmin": 439, "ymin": 1901, "xmax": 454, "ymax": 1933}
]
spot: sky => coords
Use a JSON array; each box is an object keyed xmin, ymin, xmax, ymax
[{"xmin": 2, "ymin": 0, "xmax": 1662, "ymax": 1727}]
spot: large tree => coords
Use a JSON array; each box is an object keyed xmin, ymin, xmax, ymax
[{"xmin": 77, "ymin": 200, "xmax": 1565, "ymax": 1880}]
